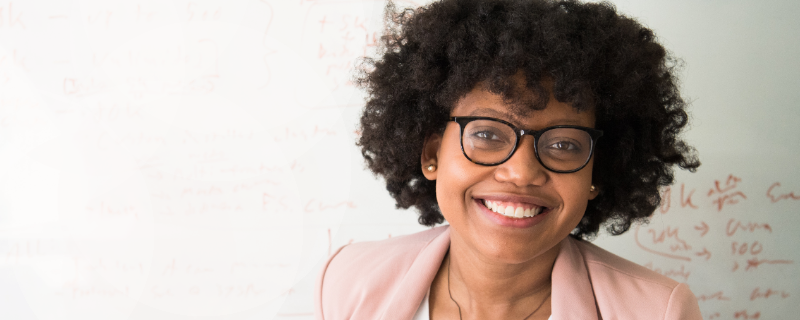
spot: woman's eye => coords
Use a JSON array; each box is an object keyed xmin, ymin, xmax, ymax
[
  {"xmin": 548, "ymin": 140, "xmax": 579, "ymax": 151},
  {"xmin": 475, "ymin": 131, "xmax": 500, "ymax": 140}
]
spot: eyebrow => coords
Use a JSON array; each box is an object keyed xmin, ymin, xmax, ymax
[
  {"xmin": 466, "ymin": 108, "xmax": 589, "ymax": 128},
  {"xmin": 468, "ymin": 108, "xmax": 523, "ymax": 123}
]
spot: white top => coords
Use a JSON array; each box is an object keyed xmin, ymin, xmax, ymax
[{"xmin": 412, "ymin": 288, "xmax": 552, "ymax": 320}]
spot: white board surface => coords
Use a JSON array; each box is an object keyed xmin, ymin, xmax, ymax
[{"xmin": 0, "ymin": 0, "xmax": 798, "ymax": 319}]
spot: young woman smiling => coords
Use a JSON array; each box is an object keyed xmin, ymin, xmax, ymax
[{"xmin": 315, "ymin": 0, "xmax": 702, "ymax": 319}]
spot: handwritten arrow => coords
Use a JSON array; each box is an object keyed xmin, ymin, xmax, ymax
[
  {"xmin": 694, "ymin": 222, "xmax": 709, "ymax": 237},
  {"xmin": 695, "ymin": 247, "xmax": 711, "ymax": 261}
]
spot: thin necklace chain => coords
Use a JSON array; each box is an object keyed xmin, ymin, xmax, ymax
[{"xmin": 447, "ymin": 258, "xmax": 551, "ymax": 320}]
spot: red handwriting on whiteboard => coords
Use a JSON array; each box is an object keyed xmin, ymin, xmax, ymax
[
  {"xmin": 634, "ymin": 226, "xmax": 691, "ymax": 261},
  {"xmin": 660, "ymin": 184, "xmax": 697, "ymax": 213},
  {"xmin": 151, "ymin": 285, "xmax": 174, "ymax": 298},
  {"xmin": 733, "ymin": 310, "xmax": 760, "ymax": 319},
  {"xmin": 745, "ymin": 258, "xmax": 793, "ymax": 271},
  {"xmin": 304, "ymin": 7, "xmax": 380, "ymax": 91},
  {"xmin": 85, "ymin": 202, "xmax": 139, "ymax": 219},
  {"xmin": 84, "ymin": 258, "xmax": 145, "ymax": 275},
  {"xmin": 163, "ymin": 259, "xmax": 214, "ymax": 276},
  {"xmin": 695, "ymin": 248, "xmax": 711, "ymax": 261},
  {"xmin": 136, "ymin": 4, "xmax": 156, "ymax": 22},
  {"xmin": 766, "ymin": 182, "xmax": 800, "ymax": 203},
  {"xmin": 731, "ymin": 241, "xmax": 763, "ymax": 256},
  {"xmin": 86, "ymin": 9, "xmax": 113, "ymax": 28},
  {"xmin": 726, "ymin": 219, "xmax": 772, "ymax": 236},
  {"xmin": 273, "ymin": 125, "xmax": 338, "ymax": 143},
  {"xmin": 63, "ymin": 77, "xmax": 108, "ymax": 96},
  {"xmin": 262, "ymin": 193, "xmax": 291, "ymax": 212},
  {"xmin": 707, "ymin": 175, "xmax": 746, "ymax": 211},
  {"xmin": 696, "ymin": 291, "xmax": 731, "ymax": 302},
  {"xmin": 750, "ymin": 287, "xmax": 790, "ymax": 300},
  {"xmin": 680, "ymin": 184, "xmax": 698, "ymax": 209},
  {"xmin": 0, "ymin": 2, "xmax": 25, "ymax": 29},
  {"xmin": 187, "ymin": 2, "xmax": 221, "ymax": 21},
  {"xmin": 84, "ymin": 101, "xmax": 141, "ymax": 122},
  {"xmin": 58, "ymin": 282, "xmax": 130, "ymax": 299},
  {"xmin": 315, "ymin": 15, "xmax": 370, "ymax": 58},
  {"xmin": 0, "ymin": 49, "xmax": 28, "ymax": 71},
  {"xmin": 647, "ymin": 226, "xmax": 692, "ymax": 252},
  {"xmin": 694, "ymin": 221, "xmax": 709, "ymax": 237},
  {"xmin": 3, "ymin": 240, "xmax": 56, "ymax": 263}
]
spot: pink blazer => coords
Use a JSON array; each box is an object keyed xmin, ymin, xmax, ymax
[{"xmin": 315, "ymin": 226, "xmax": 702, "ymax": 320}]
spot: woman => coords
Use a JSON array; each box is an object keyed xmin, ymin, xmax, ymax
[{"xmin": 316, "ymin": 0, "xmax": 702, "ymax": 319}]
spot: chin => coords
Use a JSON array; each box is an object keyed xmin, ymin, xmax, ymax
[{"xmin": 473, "ymin": 234, "xmax": 561, "ymax": 265}]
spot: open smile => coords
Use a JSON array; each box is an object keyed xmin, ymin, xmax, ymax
[
  {"xmin": 482, "ymin": 199, "xmax": 545, "ymax": 218},
  {"xmin": 473, "ymin": 198, "xmax": 552, "ymax": 228}
]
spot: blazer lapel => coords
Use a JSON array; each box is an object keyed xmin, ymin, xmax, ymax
[
  {"xmin": 380, "ymin": 226, "xmax": 451, "ymax": 320},
  {"xmin": 551, "ymin": 237, "xmax": 600, "ymax": 320},
  {"xmin": 374, "ymin": 228, "xmax": 598, "ymax": 320}
]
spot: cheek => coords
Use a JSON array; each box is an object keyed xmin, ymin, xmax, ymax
[
  {"xmin": 435, "ymin": 130, "xmax": 481, "ymax": 221},
  {"xmin": 558, "ymin": 163, "xmax": 594, "ymax": 221}
]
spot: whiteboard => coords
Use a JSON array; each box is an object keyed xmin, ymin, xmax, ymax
[{"xmin": 0, "ymin": 0, "xmax": 797, "ymax": 319}]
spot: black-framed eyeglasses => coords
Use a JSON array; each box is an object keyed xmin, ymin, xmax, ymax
[{"xmin": 450, "ymin": 116, "xmax": 603, "ymax": 173}]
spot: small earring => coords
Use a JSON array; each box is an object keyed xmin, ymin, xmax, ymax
[
  {"xmin": 426, "ymin": 164, "xmax": 437, "ymax": 172},
  {"xmin": 590, "ymin": 185, "xmax": 596, "ymax": 192}
]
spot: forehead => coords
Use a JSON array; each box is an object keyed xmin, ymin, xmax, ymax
[{"xmin": 452, "ymin": 85, "xmax": 595, "ymax": 128}]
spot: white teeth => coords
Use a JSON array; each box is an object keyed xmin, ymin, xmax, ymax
[
  {"xmin": 483, "ymin": 200, "xmax": 543, "ymax": 219},
  {"xmin": 514, "ymin": 207, "xmax": 524, "ymax": 218}
]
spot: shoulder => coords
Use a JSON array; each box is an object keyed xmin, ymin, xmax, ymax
[
  {"xmin": 571, "ymin": 238, "xmax": 702, "ymax": 320},
  {"xmin": 573, "ymin": 238, "xmax": 678, "ymax": 291},
  {"xmin": 314, "ymin": 226, "xmax": 448, "ymax": 320},
  {"xmin": 327, "ymin": 226, "xmax": 447, "ymax": 274}
]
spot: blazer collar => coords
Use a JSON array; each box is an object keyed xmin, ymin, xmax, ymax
[
  {"xmin": 380, "ymin": 226, "xmax": 451, "ymax": 320},
  {"xmin": 551, "ymin": 236, "xmax": 600, "ymax": 320},
  {"xmin": 379, "ymin": 227, "xmax": 598, "ymax": 320}
]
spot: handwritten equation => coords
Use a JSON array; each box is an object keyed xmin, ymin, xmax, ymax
[{"xmin": 624, "ymin": 174, "xmax": 798, "ymax": 319}]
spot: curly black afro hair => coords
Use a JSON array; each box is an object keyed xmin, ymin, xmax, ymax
[{"xmin": 356, "ymin": 0, "xmax": 700, "ymax": 239}]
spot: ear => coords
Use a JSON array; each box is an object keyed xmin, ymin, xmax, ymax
[{"xmin": 421, "ymin": 133, "xmax": 442, "ymax": 180}]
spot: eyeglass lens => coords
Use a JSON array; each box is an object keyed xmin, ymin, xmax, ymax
[{"xmin": 461, "ymin": 119, "xmax": 594, "ymax": 171}]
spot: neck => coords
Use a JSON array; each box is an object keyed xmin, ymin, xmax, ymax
[{"xmin": 440, "ymin": 231, "xmax": 559, "ymax": 319}]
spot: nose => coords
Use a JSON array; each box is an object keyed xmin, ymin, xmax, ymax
[{"xmin": 493, "ymin": 136, "xmax": 548, "ymax": 187}]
